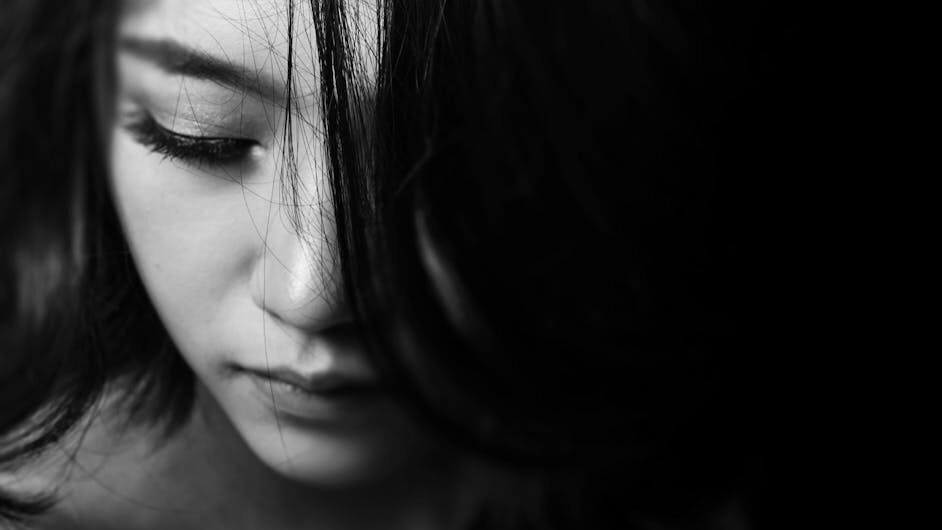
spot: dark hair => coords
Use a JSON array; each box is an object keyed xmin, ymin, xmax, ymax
[
  {"xmin": 1, "ymin": 0, "xmax": 193, "ymax": 520},
  {"xmin": 1, "ymin": 0, "xmax": 781, "ymax": 527},
  {"xmin": 323, "ymin": 0, "xmax": 777, "ymax": 527}
]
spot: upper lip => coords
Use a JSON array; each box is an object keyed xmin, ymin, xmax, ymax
[{"xmin": 237, "ymin": 365, "xmax": 378, "ymax": 394}]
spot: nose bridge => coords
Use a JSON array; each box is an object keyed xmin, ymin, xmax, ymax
[{"xmin": 250, "ymin": 190, "xmax": 346, "ymax": 331}]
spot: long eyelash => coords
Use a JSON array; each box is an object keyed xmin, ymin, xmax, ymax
[{"xmin": 125, "ymin": 112, "xmax": 257, "ymax": 167}]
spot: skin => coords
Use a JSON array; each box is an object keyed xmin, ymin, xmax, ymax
[
  {"xmin": 16, "ymin": 1, "xmax": 473, "ymax": 528},
  {"xmin": 111, "ymin": 0, "xmax": 414, "ymax": 486}
]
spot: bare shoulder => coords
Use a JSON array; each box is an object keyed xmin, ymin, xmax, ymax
[
  {"xmin": 0, "ymin": 396, "xmax": 198, "ymax": 529},
  {"xmin": 3, "ymin": 391, "xmax": 314, "ymax": 530},
  {"xmin": 0, "ymin": 408, "xmax": 113, "ymax": 529}
]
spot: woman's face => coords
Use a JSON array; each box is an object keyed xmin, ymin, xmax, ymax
[{"xmin": 109, "ymin": 0, "xmax": 432, "ymax": 485}]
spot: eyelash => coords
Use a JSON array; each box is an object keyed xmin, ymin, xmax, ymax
[{"xmin": 125, "ymin": 112, "xmax": 258, "ymax": 167}]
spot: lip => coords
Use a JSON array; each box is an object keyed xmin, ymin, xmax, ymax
[
  {"xmin": 239, "ymin": 365, "xmax": 379, "ymax": 395},
  {"xmin": 233, "ymin": 365, "xmax": 385, "ymax": 424}
]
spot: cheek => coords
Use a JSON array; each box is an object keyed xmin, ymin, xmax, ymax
[{"xmin": 108, "ymin": 129, "xmax": 259, "ymax": 365}]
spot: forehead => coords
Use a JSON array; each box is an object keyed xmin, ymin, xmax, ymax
[
  {"xmin": 120, "ymin": 0, "xmax": 319, "ymax": 92},
  {"xmin": 120, "ymin": 0, "xmax": 379, "ymax": 98}
]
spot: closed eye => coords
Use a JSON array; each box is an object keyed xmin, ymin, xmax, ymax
[{"xmin": 125, "ymin": 111, "xmax": 258, "ymax": 167}]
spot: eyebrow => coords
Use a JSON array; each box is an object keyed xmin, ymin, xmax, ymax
[{"xmin": 119, "ymin": 37, "xmax": 286, "ymax": 102}]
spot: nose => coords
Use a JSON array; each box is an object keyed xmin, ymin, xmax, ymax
[{"xmin": 249, "ymin": 205, "xmax": 349, "ymax": 332}]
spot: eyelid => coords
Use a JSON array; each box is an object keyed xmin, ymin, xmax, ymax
[
  {"xmin": 125, "ymin": 110, "xmax": 259, "ymax": 167},
  {"xmin": 145, "ymin": 111, "xmax": 255, "ymax": 143}
]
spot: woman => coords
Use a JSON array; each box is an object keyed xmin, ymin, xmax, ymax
[{"xmin": 2, "ymin": 0, "xmax": 774, "ymax": 528}]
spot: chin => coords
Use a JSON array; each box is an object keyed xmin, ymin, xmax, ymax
[
  {"xmin": 243, "ymin": 424, "xmax": 405, "ymax": 487},
  {"xmin": 197, "ymin": 372, "xmax": 446, "ymax": 487}
]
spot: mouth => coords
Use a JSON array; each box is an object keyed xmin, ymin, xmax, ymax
[
  {"xmin": 235, "ymin": 365, "xmax": 381, "ymax": 396},
  {"xmin": 227, "ymin": 363, "xmax": 386, "ymax": 424}
]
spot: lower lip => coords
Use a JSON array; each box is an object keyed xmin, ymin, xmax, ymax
[{"xmin": 242, "ymin": 371, "xmax": 384, "ymax": 426}]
